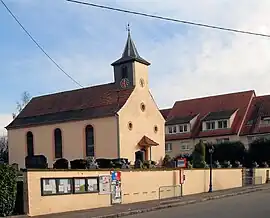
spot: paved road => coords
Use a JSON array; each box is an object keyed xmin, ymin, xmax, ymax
[{"xmin": 128, "ymin": 189, "xmax": 270, "ymax": 218}]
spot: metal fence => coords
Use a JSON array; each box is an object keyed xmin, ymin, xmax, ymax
[
  {"xmin": 242, "ymin": 176, "xmax": 263, "ymax": 187},
  {"xmin": 158, "ymin": 185, "xmax": 182, "ymax": 200}
]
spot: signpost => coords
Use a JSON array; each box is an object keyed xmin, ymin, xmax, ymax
[{"xmin": 176, "ymin": 158, "xmax": 186, "ymax": 197}]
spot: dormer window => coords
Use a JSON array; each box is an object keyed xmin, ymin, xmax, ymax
[
  {"xmin": 218, "ymin": 120, "xmax": 228, "ymax": 129},
  {"xmin": 206, "ymin": 121, "xmax": 215, "ymax": 130},
  {"xmin": 166, "ymin": 124, "xmax": 189, "ymax": 134},
  {"xmin": 261, "ymin": 117, "xmax": 270, "ymax": 125}
]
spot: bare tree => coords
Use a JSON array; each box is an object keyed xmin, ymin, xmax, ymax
[
  {"xmin": 12, "ymin": 91, "xmax": 31, "ymax": 119},
  {"xmin": 0, "ymin": 136, "xmax": 8, "ymax": 163}
]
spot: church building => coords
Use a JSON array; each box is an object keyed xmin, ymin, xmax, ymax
[{"xmin": 6, "ymin": 31, "xmax": 165, "ymax": 169}]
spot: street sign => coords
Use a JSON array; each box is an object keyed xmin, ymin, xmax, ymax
[{"xmin": 176, "ymin": 158, "xmax": 187, "ymax": 168}]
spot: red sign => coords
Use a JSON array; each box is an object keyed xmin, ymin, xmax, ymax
[{"xmin": 176, "ymin": 158, "xmax": 187, "ymax": 168}]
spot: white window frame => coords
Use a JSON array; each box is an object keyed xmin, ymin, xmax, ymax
[
  {"xmin": 261, "ymin": 117, "xmax": 270, "ymax": 125},
  {"xmin": 167, "ymin": 124, "xmax": 189, "ymax": 134},
  {"xmin": 165, "ymin": 143, "xmax": 172, "ymax": 152},
  {"xmin": 217, "ymin": 120, "xmax": 228, "ymax": 129},
  {"xmin": 216, "ymin": 138, "xmax": 230, "ymax": 143},
  {"xmin": 180, "ymin": 144, "xmax": 190, "ymax": 151},
  {"xmin": 206, "ymin": 121, "xmax": 215, "ymax": 130}
]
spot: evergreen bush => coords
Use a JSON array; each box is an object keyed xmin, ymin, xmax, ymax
[{"xmin": 0, "ymin": 164, "xmax": 17, "ymax": 217}]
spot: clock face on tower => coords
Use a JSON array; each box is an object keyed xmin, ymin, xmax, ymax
[{"xmin": 120, "ymin": 78, "xmax": 130, "ymax": 88}]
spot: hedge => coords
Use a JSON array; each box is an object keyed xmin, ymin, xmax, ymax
[{"xmin": 0, "ymin": 164, "xmax": 17, "ymax": 217}]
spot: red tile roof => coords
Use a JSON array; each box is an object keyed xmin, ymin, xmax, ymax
[
  {"xmin": 165, "ymin": 90, "xmax": 255, "ymax": 140},
  {"xmin": 7, "ymin": 83, "xmax": 134, "ymax": 129},
  {"xmin": 160, "ymin": 108, "xmax": 171, "ymax": 119},
  {"xmin": 241, "ymin": 94, "xmax": 270, "ymax": 136},
  {"xmin": 138, "ymin": 136, "xmax": 159, "ymax": 147}
]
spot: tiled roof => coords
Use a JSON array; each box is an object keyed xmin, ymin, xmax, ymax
[
  {"xmin": 240, "ymin": 95, "xmax": 270, "ymax": 136},
  {"xmin": 165, "ymin": 90, "xmax": 255, "ymax": 140},
  {"xmin": 138, "ymin": 136, "xmax": 159, "ymax": 147},
  {"xmin": 166, "ymin": 115, "xmax": 197, "ymax": 125},
  {"xmin": 160, "ymin": 108, "xmax": 171, "ymax": 119},
  {"xmin": 6, "ymin": 83, "xmax": 134, "ymax": 129},
  {"xmin": 202, "ymin": 109, "xmax": 237, "ymax": 121}
]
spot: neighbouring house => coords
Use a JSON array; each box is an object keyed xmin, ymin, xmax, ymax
[
  {"xmin": 162, "ymin": 90, "xmax": 256, "ymax": 157},
  {"xmin": 240, "ymin": 94, "xmax": 270, "ymax": 144},
  {"xmin": 6, "ymin": 31, "xmax": 165, "ymax": 168}
]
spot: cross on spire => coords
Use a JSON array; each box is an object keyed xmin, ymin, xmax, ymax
[{"xmin": 126, "ymin": 23, "xmax": 130, "ymax": 34}]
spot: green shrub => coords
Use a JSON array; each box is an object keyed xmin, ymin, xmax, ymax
[{"xmin": 0, "ymin": 164, "xmax": 17, "ymax": 217}]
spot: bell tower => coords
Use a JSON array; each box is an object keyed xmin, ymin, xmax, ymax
[{"xmin": 111, "ymin": 25, "xmax": 150, "ymax": 89}]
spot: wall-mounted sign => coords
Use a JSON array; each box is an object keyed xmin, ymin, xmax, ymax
[
  {"xmin": 99, "ymin": 175, "xmax": 111, "ymax": 195},
  {"xmin": 176, "ymin": 158, "xmax": 187, "ymax": 168},
  {"xmin": 111, "ymin": 171, "xmax": 122, "ymax": 204}
]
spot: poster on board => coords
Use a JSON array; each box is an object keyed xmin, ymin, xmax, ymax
[{"xmin": 99, "ymin": 175, "xmax": 111, "ymax": 195}]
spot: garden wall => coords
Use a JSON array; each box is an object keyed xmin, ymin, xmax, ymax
[{"xmin": 25, "ymin": 168, "xmax": 243, "ymax": 216}]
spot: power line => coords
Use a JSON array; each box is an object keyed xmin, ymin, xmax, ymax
[
  {"xmin": 1, "ymin": 0, "xmax": 83, "ymax": 88},
  {"xmin": 66, "ymin": 0, "xmax": 270, "ymax": 39}
]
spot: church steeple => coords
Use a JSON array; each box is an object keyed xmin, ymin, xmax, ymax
[
  {"xmin": 111, "ymin": 27, "xmax": 150, "ymax": 66},
  {"xmin": 112, "ymin": 26, "xmax": 150, "ymax": 89}
]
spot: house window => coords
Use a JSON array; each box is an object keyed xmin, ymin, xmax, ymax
[
  {"xmin": 179, "ymin": 124, "xmax": 188, "ymax": 133},
  {"xmin": 173, "ymin": 126, "xmax": 177, "ymax": 133},
  {"xmin": 261, "ymin": 117, "xmax": 270, "ymax": 125},
  {"xmin": 168, "ymin": 126, "xmax": 173, "ymax": 134},
  {"xmin": 54, "ymin": 128, "xmax": 63, "ymax": 158},
  {"xmin": 181, "ymin": 144, "xmax": 190, "ymax": 151},
  {"xmin": 85, "ymin": 125, "xmax": 95, "ymax": 157},
  {"xmin": 218, "ymin": 120, "xmax": 228, "ymax": 129},
  {"xmin": 165, "ymin": 143, "xmax": 172, "ymax": 152},
  {"xmin": 26, "ymin": 131, "xmax": 34, "ymax": 157},
  {"xmin": 121, "ymin": 66, "xmax": 128, "ymax": 79},
  {"xmin": 206, "ymin": 121, "xmax": 215, "ymax": 130},
  {"xmin": 216, "ymin": 138, "xmax": 229, "ymax": 143}
]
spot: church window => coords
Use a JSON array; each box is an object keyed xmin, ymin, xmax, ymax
[
  {"xmin": 54, "ymin": 128, "xmax": 63, "ymax": 158},
  {"xmin": 85, "ymin": 125, "xmax": 95, "ymax": 157},
  {"xmin": 26, "ymin": 131, "xmax": 34, "ymax": 157}
]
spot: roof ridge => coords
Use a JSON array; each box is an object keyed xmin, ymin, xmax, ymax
[
  {"xmin": 175, "ymin": 90, "xmax": 255, "ymax": 103},
  {"xmin": 32, "ymin": 82, "xmax": 115, "ymax": 100}
]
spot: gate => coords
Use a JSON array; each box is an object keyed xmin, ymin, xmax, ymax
[
  {"xmin": 13, "ymin": 180, "xmax": 24, "ymax": 215},
  {"xmin": 242, "ymin": 168, "xmax": 263, "ymax": 186}
]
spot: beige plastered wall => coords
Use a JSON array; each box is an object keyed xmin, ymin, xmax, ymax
[
  {"xmin": 166, "ymin": 135, "xmax": 243, "ymax": 158},
  {"xmin": 8, "ymin": 116, "xmax": 118, "ymax": 169},
  {"xmin": 117, "ymin": 62, "xmax": 165, "ymax": 164},
  {"xmin": 26, "ymin": 169, "xmax": 243, "ymax": 216},
  {"xmin": 254, "ymin": 168, "xmax": 270, "ymax": 184},
  {"xmin": 26, "ymin": 170, "xmax": 111, "ymax": 216},
  {"xmin": 182, "ymin": 169, "xmax": 242, "ymax": 195}
]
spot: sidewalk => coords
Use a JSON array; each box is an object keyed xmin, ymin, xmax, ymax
[{"xmin": 34, "ymin": 184, "xmax": 270, "ymax": 218}]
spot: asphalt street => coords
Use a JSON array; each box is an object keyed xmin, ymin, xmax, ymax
[{"xmin": 128, "ymin": 189, "xmax": 270, "ymax": 218}]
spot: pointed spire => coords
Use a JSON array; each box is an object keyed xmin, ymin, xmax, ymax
[{"xmin": 111, "ymin": 25, "xmax": 150, "ymax": 66}]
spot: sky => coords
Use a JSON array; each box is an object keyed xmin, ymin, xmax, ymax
[{"xmin": 1, "ymin": 0, "xmax": 270, "ymax": 135}]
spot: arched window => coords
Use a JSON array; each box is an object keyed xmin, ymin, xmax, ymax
[
  {"xmin": 54, "ymin": 128, "xmax": 62, "ymax": 158},
  {"xmin": 85, "ymin": 125, "xmax": 94, "ymax": 157},
  {"xmin": 26, "ymin": 131, "xmax": 34, "ymax": 157}
]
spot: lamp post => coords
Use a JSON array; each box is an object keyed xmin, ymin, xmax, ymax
[{"xmin": 208, "ymin": 145, "xmax": 214, "ymax": 193}]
